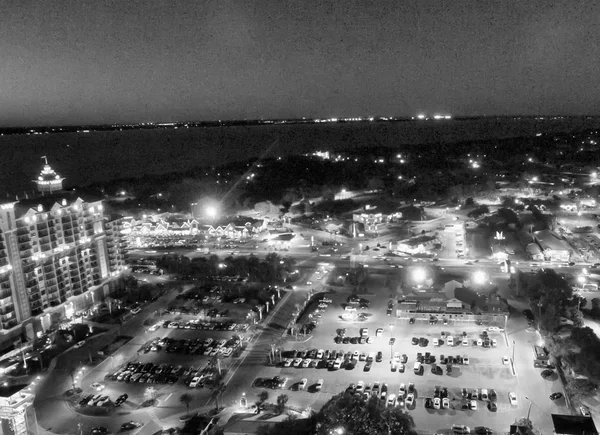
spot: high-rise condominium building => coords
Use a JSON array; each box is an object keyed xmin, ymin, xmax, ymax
[{"xmin": 0, "ymin": 162, "xmax": 126, "ymax": 349}]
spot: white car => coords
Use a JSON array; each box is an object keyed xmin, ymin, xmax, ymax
[
  {"xmin": 316, "ymin": 349, "xmax": 324, "ymax": 359},
  {"xmin": 372, "ymin": 381, "xmax": 381, "ymax": 397},
  {"xmin": 387, "ymin": 394, "xmax": 396, "ymax": 407},
  {"xmin": 283, "ymin": 358, "xmax": 293, "ymax": 367},
  {"xmin": 299, "ymin": 378, "xmax": 307, "ymax": 390},
  {"xmin": 470, "ymin": 400, "xmax": 477, "ymax": 410},
  {"xmin": 491, "ymin": 339, "xmax": 497, "ymax": 347},
  {"xmin": 356, "ymin": 381, "xmax": 365, "ymax": 393},
  {"xmin": 463, "ymin": 356, "xmax": 470, "ymax": 365},
  {"xmin": 376, "ymin": 328, "xmax": 383, "ymax": 337},
  {"xmin": 462, "ymin": 339, "xmax": 469, "ymax": 346},
  {"xmin": 488, "ymin": 326, "xmax": 500, "ymax": 332},
  {"xmin": 442, "ymin": 398, "xmax": 450, "ymax": 409},
  {"xmin": 393, "ymin": 352, "xmax": 400, "ymax": 362},
  {"xmin": 90, "ymin": 383, "xmax": 105, "ymax": 391},
  {"xmin": 433, "ymin": 397, "xmax": 441, "ymax": 409},
  {"xmin": 399, "ymin": 383, "xmax": 406, "ymax": 397},
  {"xmin": 352, "ymin": 350, "xmax": 360, "ymax": 360},
  {"xmin": 502, "ymin": 356, "xmax": 510, "ymax": 365},
  {"xmin": 292, "ymin": 358, "xmax": 303, "ymax": 367},
  {"xmin": 509, "ymin": 392, "xmax": 518, "ymax": 405},
  {"xmin": 302, "ymin": 359, "xmax": 312, "ymax": 368},
  {"xmin": 189, "ymin": 377, "xmax": 201, "ymax": 388},
  {"xmin": 221, "ymin": 348, "xmax": 233, "ymax": 357},
  {"xmin": 433, "ymin": 338, "xmax": 439, "ymax": 346},
  {"xmin": 406, "ymin": 393, "xmax": 414, "ymax": 406},
  {"xmin": 321, "ymin": 298, "xmax": 332, "ymax": 303},
  {"xmin": 316, "ymin": 379, "xmax": 324, "ymax": 391},
  {"xmin": 476, "ymin": 339, "xmax": 483, "ymax": 346},
  {"xmin": 480, "ymin": 389, "xmax": 488, "ymax": 400}
]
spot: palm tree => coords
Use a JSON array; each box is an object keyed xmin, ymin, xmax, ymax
[
  {"xmin": 276, "ymin": 394, "xmax": 288, "ymax": 414},
  {"xmin": 179, "ymin": 393, "xmax": 193, "ymax": 417},
  {"xmin": 211, "ymin": 382, "xmax": 227, "ymax": 411},
  {"xmin": 208, "ymin": 353, "xmax": 222, "ymax": 376}
]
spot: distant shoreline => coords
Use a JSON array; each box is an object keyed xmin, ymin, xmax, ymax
[{"xmin": 1, "ymin": 117, "xmax": 599, "ymax": 196}]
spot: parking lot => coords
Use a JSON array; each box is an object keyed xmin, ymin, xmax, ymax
[{"xmin": 247, "ymin": 288, "xmax": 537, "ymax": 433}]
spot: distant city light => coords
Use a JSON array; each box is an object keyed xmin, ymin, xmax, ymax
[{"xmin": 417, "ymin": 114, "xmax": 426, "ymax": 120}]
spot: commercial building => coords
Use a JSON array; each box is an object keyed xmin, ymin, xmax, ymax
[
  {"xmin": 533, "ymin": 230, "xmax": 572, "ymax": 262},
  {"xmin": 0, "ymin": 162, "xmax": 127, "ymax": 349}
]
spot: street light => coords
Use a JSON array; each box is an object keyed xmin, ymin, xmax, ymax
[
  {"xmin": 472, "ymin": 270, "xmax": 487, "ymax": 286},
  {"xmin": 206, "ymin": 205, "xmax": 218, "ymax": 220},
  {"xmin": 190, "ymin": 202, "xmax": 197, "ymax": 218},
  {"xmin": 412, "ymin": 267, "xmax": 426, "ymax": 285},
  {"xmin": 525, "ymin": 396, "xmax": 534, "ymax": 422}
]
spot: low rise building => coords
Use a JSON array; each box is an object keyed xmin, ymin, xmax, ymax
[{"xmin": 533, "ymin": 230, "xmax": 572, "ymax": 262}]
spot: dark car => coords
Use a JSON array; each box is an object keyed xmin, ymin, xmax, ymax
[
  {"xmin": 389, "ymin": 338, "xmax": 396, "ymax": 345},
  {"xmin": 364, "ymin": 361, "xmax": 372, "ymax": 372},
  {"xmin": 550, "ymin": 392, "xmax": 563, "ymax": 401},
  {"xmin": 121, "ymin": 421, "xmax": 142, "ymax": 431},
  {"xmin": 425, "ymin": 398, "xmax": 433, "ymax": 408},
  {"xmin": 376, "ymin": 351, "xmax": 383, "ymax": 362},
  {"xmin": 411, "ymin": 337, "xmax": 419, "ymax": 345},
  {"xmin": 488, "ymin": 401, "xmax": 498, "ymax": 412},
  {"xmin": 523, "ymin": 309, "xmax": 535, "ymax": 322},
  {"xmin": 114, "ymin": 393, "xmax": 129, "ymax": 406},
  {"xmin": 419, "ymin": 338, "xmax": 429, "ymax": 347},
  {"xmin": 474, "ymin": 427, "xmax": 493, "ymax": 435},
  {"xmin": 541, "ymin": 369, "xmax": 554, "ymax": 379},
  {"xmin": 409, "ymin": 318, "xmax": 415, "ymax": 324}
]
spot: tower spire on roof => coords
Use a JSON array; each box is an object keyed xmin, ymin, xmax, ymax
[{"xmin": 33, "ymin": 157, "xmax": 64, "ymax": 194}]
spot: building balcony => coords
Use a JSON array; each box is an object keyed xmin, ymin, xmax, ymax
[{"xmin": 1, "ymin": 319, "xmax": 18, "ymax": 330}]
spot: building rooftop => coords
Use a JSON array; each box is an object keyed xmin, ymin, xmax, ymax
[
  {"xmin": 551, "ymin": 414, "xmax": 598, "ymax": 434},
  {"xmin": 534, "ymin": 229, "xmax": 571, "ymax": 252},
  {"xmin": 0, "ymin": 384, "xmax": 26, "ymax": 398}
]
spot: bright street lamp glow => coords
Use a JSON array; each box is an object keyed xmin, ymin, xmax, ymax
[
  {"xmin": 412, "ymin": 267, "xmax": 426, "ymax": 283},
  {"xmin": 577, "ymin": 275, "xmax": 586, "ymax": 284},
  {"xmin": 206, "ymin": 205, "xmax": 217, "ymax": 218},
  {"xmin": 473, "ymin": 270, "xmax": 487, "ymax": 285}
]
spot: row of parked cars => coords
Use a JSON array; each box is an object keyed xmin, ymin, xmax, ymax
[
  {"xmin": 144, "ymin": 335, "xmax": 241, "ymax": 357},
  {"xmin": 162, "ymin": 320, "xmax": 247, "ymax": 331},
  {"xmin": 346, "ymin": 380, "xmax": 417, "ymax": 408},
  {"xmin": 79, "ymin": 392, "xmax": 128, "ymax": 407},
  {"xmin": 110, "ymin": 361, "xmax": 186, "ymax": 384}
]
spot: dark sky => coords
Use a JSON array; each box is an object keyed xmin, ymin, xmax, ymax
[{"xmin": 2, "ymin": 0, "xmax": 599, "ymax": 126}]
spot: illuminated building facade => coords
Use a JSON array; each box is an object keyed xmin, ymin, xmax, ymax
[
  {"xmin": 0, "ymin": 162, "xmax": 127, "ymax": 347},
  {"xmin": 0, "ymin": 385, "xmax": 37, "ymax": 435}
]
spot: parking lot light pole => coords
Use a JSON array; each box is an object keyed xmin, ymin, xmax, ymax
[{"xmin": 525, "ymin": 396, "xmax": 533, "ymax": 422}]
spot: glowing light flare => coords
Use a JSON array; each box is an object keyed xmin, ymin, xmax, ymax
[
  {"xmin": 472, "ymin": 270, "xmax": 487, "ymax": 285},
  {"xmin": 412, "ymin": 267, "xmax": 427, "ymax": 283}
]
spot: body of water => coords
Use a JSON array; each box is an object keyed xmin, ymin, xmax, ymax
[{"xmin": 1, "ymin": 117, "xmax": 599, "ymax": 196}]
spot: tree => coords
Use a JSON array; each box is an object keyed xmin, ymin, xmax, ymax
[
  {"xmin": 211, "ymin": 382, "xmax": 227, "ymax": 411},
  {"xmin": 316, "ymin": 394, "xmax": 417, "ymax": 435},
  {"xmin": 276, "ymin": 394, "xmax": 288, "ymax": 414},
  {"xmin": 258, "ymin": 390, "xmax": 269, "ymax": 404},
  {"xmin": 179, "ymin": 393, "xmax": 193, "ymax": 417}
]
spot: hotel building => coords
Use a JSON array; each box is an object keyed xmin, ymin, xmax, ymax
[{"xmin": 0, "ymin": 162, "xmax": 127, "ymax": 349}]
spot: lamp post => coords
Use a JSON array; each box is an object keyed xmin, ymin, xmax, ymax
[
  {"xmin": 525, "ymin": 396, "xmax": 534, "ymax": 422},
  {"xmin": 190, "ymin": 203, "xmax": 197, "ymax": 219}
]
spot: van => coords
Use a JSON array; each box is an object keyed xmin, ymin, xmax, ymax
[
  {"xmin": 413, "ymin": 362, "xmax": 422, "ymax": 374},
  {"xmin": 360, "ymin": 328, "xmax": 369, "ymax": 337}
]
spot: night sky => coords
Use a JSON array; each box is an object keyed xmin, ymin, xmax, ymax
[{"xmin": 2, "ymin": 0, "xmax": 599, "ymax": 127}]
